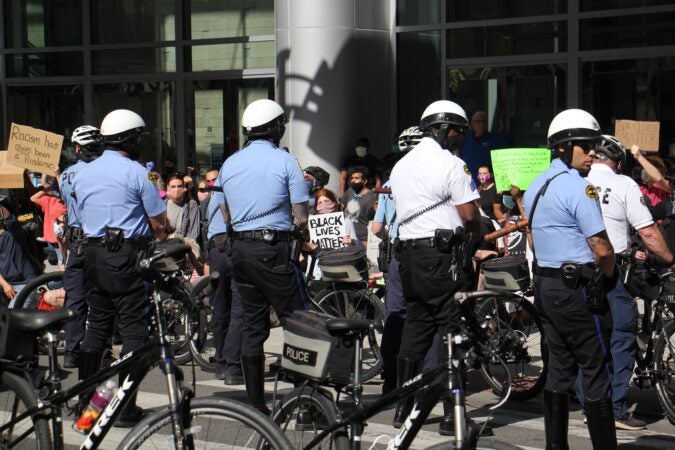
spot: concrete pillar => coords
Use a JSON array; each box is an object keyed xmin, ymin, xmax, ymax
[{"xmin": 276, "ymin": 0, "xmax": 392, "ymax": 193}]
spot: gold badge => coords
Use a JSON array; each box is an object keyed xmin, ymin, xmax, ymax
[
  {"xmin": 147, "ymin": 172, "xmax": 159, "ymax": 183},
  {"xmin": 585, "ymin": 185, "xmax": 598, "ymax": 200},
  {"xmin": 463, "ymin": 165, "xmax": 471, "ymax": 175}
]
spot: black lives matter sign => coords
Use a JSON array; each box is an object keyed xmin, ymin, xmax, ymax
[{"xmin": 308, "ymin": 212, "xmax": 347, "ymax": 249}]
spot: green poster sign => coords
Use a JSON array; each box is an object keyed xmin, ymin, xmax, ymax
[{"xmin": 490, "ymin": 148, "xmax": 551, "ymax": 192}]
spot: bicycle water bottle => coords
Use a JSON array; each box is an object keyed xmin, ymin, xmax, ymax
[{"xmin": 73, "ymin": 379, "xmax": 117, "ymax": 433}]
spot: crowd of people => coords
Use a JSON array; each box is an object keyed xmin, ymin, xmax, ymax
[{"xmin": 1, "ymin": 94, "xmax": 674, "ymax": 447}]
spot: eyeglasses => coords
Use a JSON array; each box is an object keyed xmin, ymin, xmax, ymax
[{"xmin": 198, "ymin": 188, "xmax": 208, "ymax": 193}]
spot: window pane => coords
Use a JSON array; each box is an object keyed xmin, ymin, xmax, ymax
[
  {"xmin": 397, "ymin": 0, "xmax": 440, "ymax": 26},
  {"xmin": 580, "ymin": 12, "xmax": 675, "ymax": 51},
  {"xmin": 92, "ymin": 47, "xmax": 175, "ymax": 74},
  {"xmin": 580, "ymin": 57, "xmax": 675, "ymax": 148},
  {"xmin": 91, "ymin": 0, "xmax": 175, "ymax": 44},
  {"xmin": 6, "ymin": 52, "xmax": 83, "ymax": 77},
  {"xmin": 190, "ymin": 0, "xmax": 274, "ymax": 39},
  {"xmin": 447, "ymin": 65, "xmax": 566, "ymax": 147},
  {"xmin": 581, "ymin": 0, "xmax": 674, "ymax": 12},
  {"xmin": 446, "ymin": 0, "xmax": 565, "ymax": 22},
  {"xmin": 191, "ymin": 41, "xmax": 274, "ymax": 71},
  {"xmin": 3, "ymin": 0, "xmax": 83, "ymax": 48},
  {"xmin": 447, "ymin": 22, "xmax": 566, "ymax": 58},
  {"xmin": 94, "ymin": 82, "xmax": 175, "ymax": 165},
  {"xmin": 397, "ymin": 31, "xmax": 441, "ymax": 129},
  {"xmin": 7, "ymin": 85, "xmax": 83, "ymax": 136}
]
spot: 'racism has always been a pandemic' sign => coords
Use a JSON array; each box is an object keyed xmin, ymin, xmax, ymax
[
  {"xmin": 308, "ymin": 212, "xmax": 347, "ymax": 249},
  {"xmin": 6, "ymin": 123, "xmax": 64, "ymax": 173}
]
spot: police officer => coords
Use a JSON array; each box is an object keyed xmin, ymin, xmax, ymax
[
  {"xmin": 206, "ymin": 178, "xmax": 244, "ymax": 385},
  {"xmin": 523, "ymin": 109, "xmax": 617, "ymax": 449},
  {"xmin": 581, "ymin": 135, "xmax": 673, "ymax": 430},
  {"xmin": 389, "ymin": 100, "xmax": 481, "ymax": 428},
  {"xmin": 59, "ymin": 125, "xmax": 102, "ymax": 368},
  {"xmin": 216, "ymin": 99, "xmax": 308, "ymax": 413},
  {"xmin": 73, "ymin": 109, "xmax": 167, "ymax": 426}
]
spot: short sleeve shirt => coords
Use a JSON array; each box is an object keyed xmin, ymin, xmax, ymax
[
  {"xmin": 73, "ymin": 150, "xmax": 166, "ymax": 238},
  {"xmin": 389, "ymin": 137, "xmax": 480, "ymax": 240},
  {"xmin": 59, "ymin": 160, "xmax": 87, "ymax": 227},
  {"xmin": 373, "ymin": 180, "xmax": 398, "ymax": 242},
  {"xmin": 217, "ymin": 140, "xmax": 309, "ymax": 231}
]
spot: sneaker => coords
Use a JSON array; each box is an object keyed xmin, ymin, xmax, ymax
[
  {"xmin": 114, "ymin": 406, "xmax": 147, "ymax": 428},
  {"xmin": 215, "ymin": 366, "xmax": 227, "ymax": 381},
  {"xmin": 223, "ymin": 369, "xmax": 245, "ymax": 386},
  {"xmin": 615, "ymin": 415, "xmax": 646, "ymax": 431}
]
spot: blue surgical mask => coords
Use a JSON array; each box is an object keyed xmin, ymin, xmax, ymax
[
  {"xmin": 305, "ymin": 179, "xmax": 316, "ymax": 194},
  {"xmin": 503, "ymin": 195, "xmax": 515, "ymax": 210}
]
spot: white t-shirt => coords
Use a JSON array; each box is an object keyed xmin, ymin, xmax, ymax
[
  {"xmin": 389, "ymin": 137, "xmax": 480, "ymax": 240},
  {"xmin": 587, "ymin": 163, "xmax": 654, "ymax": 253}
]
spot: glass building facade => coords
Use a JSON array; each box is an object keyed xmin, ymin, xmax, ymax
[{"xmin": 1, "ymin": 1, "xmax": 674, "ymax": 176}]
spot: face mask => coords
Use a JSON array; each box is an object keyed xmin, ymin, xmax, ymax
[
  {"xmin": 317, "ymin": 201, "xmax": 336, "ymax": 214},
  {"xmin": 305, "ymin": 179, "xmax": 316, "ymax": 194},
  {"xmin": 503, "ymin": 195, "xmax": 515, "ymax": 210},
  {"xmin": 350, "ymin": 182, "xmax": 364, "ymax": 193},
  {"xmin": 477, "ymin": 173, "xmax": 491, "ymax": 184},
  {"xmin": 355, "ymin": 146, "xmax": 368, "ymax": 158},
  {"xmin": 53, "ymin": 221, "xmax": 63, "ymax": 238}
]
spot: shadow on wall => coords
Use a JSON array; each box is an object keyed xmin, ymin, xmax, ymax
[{"xmin": 276, "ymin": 33, "xmax": 393, "ymax": 171}]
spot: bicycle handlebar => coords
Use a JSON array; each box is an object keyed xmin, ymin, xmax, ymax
[{"xmin": 452, "ymin": 289, "xmax": 513, "ymax": 303}]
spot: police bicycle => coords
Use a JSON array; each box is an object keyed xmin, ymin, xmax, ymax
[
  {"xmin": 618, "ymin": 249, "xmax": 675, "ymax": 424},
  {"xmin": 0, "ymin": 240, "xmax": 292, "ymax": 449},
  {"xmin": 271, "ymin": 289, "xmax": 522, "ymax": 450}
]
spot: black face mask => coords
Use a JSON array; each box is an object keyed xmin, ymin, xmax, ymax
[
  {"xmin": 350, "ymin": 182, "xmax": 364, "ymax": 193},
  {"xmin": 444, "ymin": 134, "xmax": 465, "ymax": 152}
]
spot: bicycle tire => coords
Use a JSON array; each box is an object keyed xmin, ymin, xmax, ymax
[
  {"xmin": 424, "ymin": 439, "xmax": 522, "ymax": 450},
  {"xmin": 186, "ymin": 276, "xmax": 217, "ymax": 372},
  {"xmin": 273, "ymin": 386, "xmax": 349, "ymax": 450},
  {"xmin": 311, "ymin": 287, "xmax": 384, "ymax": 382},
  {"xmin": 11, "ymin": 271, "xmax": 64, "ymax": 310},
  {"xmin": 117, "ymin": 397, "xmax": 292, "ymax": 450},
  {"xmin": 475, "ymin": 295, "xmax": 547, "ymax": 401},
  {"xmin": 0, "ymin": 371, "xmax": 52, "ymax": 449},
  {"xmin": 654, "ymin": 319, "xmax": 675, "ymax": 425}
]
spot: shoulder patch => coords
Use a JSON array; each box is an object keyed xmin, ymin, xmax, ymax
[
  {"xmin": 463, "ymin": 165, "xmax": 471, "ymax": 175},
  {"xmin": 147, "ymin": 172, "xmax": 159, "ymax": 183},
  {"xmin": 640, "ymin": 196, "xmax": 646, "ymax": 206},
  {"xmin": 585, "ymin": 185, "xmax": 599, "ymax": 200}
]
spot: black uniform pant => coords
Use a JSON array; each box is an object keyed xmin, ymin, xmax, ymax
[
  {"xmin": 80, "ymin": 243, "xmax": 148, "ymax": 357},
  {"xmin": 396, "ymin": 246, "xmax": 462, "ymax": 360},
  {"xmin": 209, "ymin": 242, "xmax": 243, "ymax": 370},
  {"xmin": 231, "ymin": 240, "xmax": 304, "ymax": 355},
  {"xmin": 534, "ymin": 275, "xmax": 612, "ymax": 401},
  {"xmin": 63, "ymin": 241, "xmax": 87, "ymax": 353}
]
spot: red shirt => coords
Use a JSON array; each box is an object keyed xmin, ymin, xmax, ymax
[{"xmin": 35, "ymin": 195, "xmax": 67, "ymax": 244}]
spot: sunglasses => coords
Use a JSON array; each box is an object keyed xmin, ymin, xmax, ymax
[
  {"xmin": 575, "ymin": 140, "xmax": 599, "ymax": 153},
  {"xmin": 198, "ymin": 188, "xmax": 208, "ymax": 193}
]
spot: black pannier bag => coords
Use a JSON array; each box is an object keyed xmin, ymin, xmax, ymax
[
  {"xmin": 317, "ymin": 246, "xmax": 369, "ymax": 282},
  {"xmin": 281, "ymin": 310, "xmax": 354, "ymax": 386},
  {"xmin": 0, "ymin": 306, "xmax": 37, "ymax": 362},
  {"xmin": 481, "ymin": 256, "xmax": 531, "ymax": 292}
]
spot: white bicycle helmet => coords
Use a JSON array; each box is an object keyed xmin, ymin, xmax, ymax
[
  {"xmin": 547, "ymin": 109, "xmax": 601, "ymax": 149},
  {"xmin": 596, "ymin": 134, "xmax": 626, "ymax": 163},
  {"xmin": 71, "ymin": 125, "xmax": 100, "ymax": 147},
  {"xmin": 397, "ymin": 126, "xmax": 424, "ymax": 152},
  {"xmin": 241, "ymin": 99, "xmax": 287, "ymax": 137}
]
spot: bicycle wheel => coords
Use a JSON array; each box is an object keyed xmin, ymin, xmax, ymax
[
  {"xmin": 118, "ymin": 397, "xmax": 292, "ymax": 449},
  {"xmin": 12, "ymin": 271, "xmax": 64, "ymax": 310},
  {"xmin": 273, "ymin": 386, "xmax": 349, "ymax": 450},
  {"xmin": 475, "ymin": 295, "xmax": 547, "ymax": 401},
  {"xmin": 654, "ymin": 320, "xmax": 675, "ymax": 424},
  {"xmin": 424, "ymin": 439, "xmax": 522, "ymax": 449},
  {"xmin": 0, "ymin": 371, "xmax": 52, "ymax": 449},
  {"xmin": 186, "ymin": 276, "xmax": 217, "ymax": 372},
  {"xmin": 312, "ymin": 287, "xmax": 384, "ymax": 382}
]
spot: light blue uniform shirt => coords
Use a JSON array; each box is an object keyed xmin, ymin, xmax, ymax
[
  {"xmin": 373, "ymin": 181, "xmax": 399, "ymax": 242},
  {"xmin": 60, "ymin": 160, "xmax": 87, "ymax": 227},
  {"xmin": 73, "ymin": 150, "xmax": 166, "ymax": 238},
  {"xmin": 206, "ymin": 187, "xmax": 228, "ymax": 240},
  {"xmin": 217, "ymin": 140, "xmax": 309, "ymax": 231},
  {"xmin": 523, "ymin": 159, "xmax": 606, "ymax": 268}
]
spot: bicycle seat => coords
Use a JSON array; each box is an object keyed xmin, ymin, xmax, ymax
[
  {"xmin": 325, "ymin": 318, "xmax": 372, "ymax": 336},
  {"xmin": 8, "ymin": 308, "xmax": 76, "ymax": 333}
]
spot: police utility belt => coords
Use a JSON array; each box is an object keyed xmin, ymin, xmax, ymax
[
  {"xmin": 394, "ymin": 228, "xmax": 462, "ymax": 253},
  {"xmin": 86, "ymin": 227, "xmax": 148, "ymax": 252},
  {"xmin": 231, "ymin": 229, "xmax": 293, "ymax": 244},
  {"xmin": 534, "ymin": 262, "xmax": 598, "ymax": 289}
]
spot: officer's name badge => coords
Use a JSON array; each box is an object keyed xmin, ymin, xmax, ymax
[{"xmin": 585, "ymin": 185, "xmax": 599, "ymax": 200}]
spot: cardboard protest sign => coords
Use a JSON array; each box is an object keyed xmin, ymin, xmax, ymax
[
  {"xmin": 0, "ymin": 151, "xmax": 25, "ymax": 188},
  {"xmin": 6, "ymin": 123, "xmax": 63, "ymax": 173},
  {"xmin": 308, "ymin": 212, "xmax": 347, "ymax": 249},
  {"xmin": 614, "ymin": 120, "xmax": 660, "ymax": 152},
  {"xmin": 490, "ymin": 148, "xmax": 551, "ymax": 192}
]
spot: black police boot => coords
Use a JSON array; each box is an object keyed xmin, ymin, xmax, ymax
[
  {"xmin": 241, "ymin": 354, "xmax": 271, "ymax": 415},
  {"xmin": 76, "ymin": 350, "xmax": 101, "ymax": 416},
  {"xmin": 392, "ymin": 358, "xmax": 422, "ymax": 428},
  {"xmin": 585, "ymin": 397, "xmax": 617, "ymax": 450},
  {"xmin": 543, "ymin": 390, "xmax": 570, "ymax": 450},
  {"xmin": 115, "ymin": 370, "xmax": 146, "ymax": 427}
]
